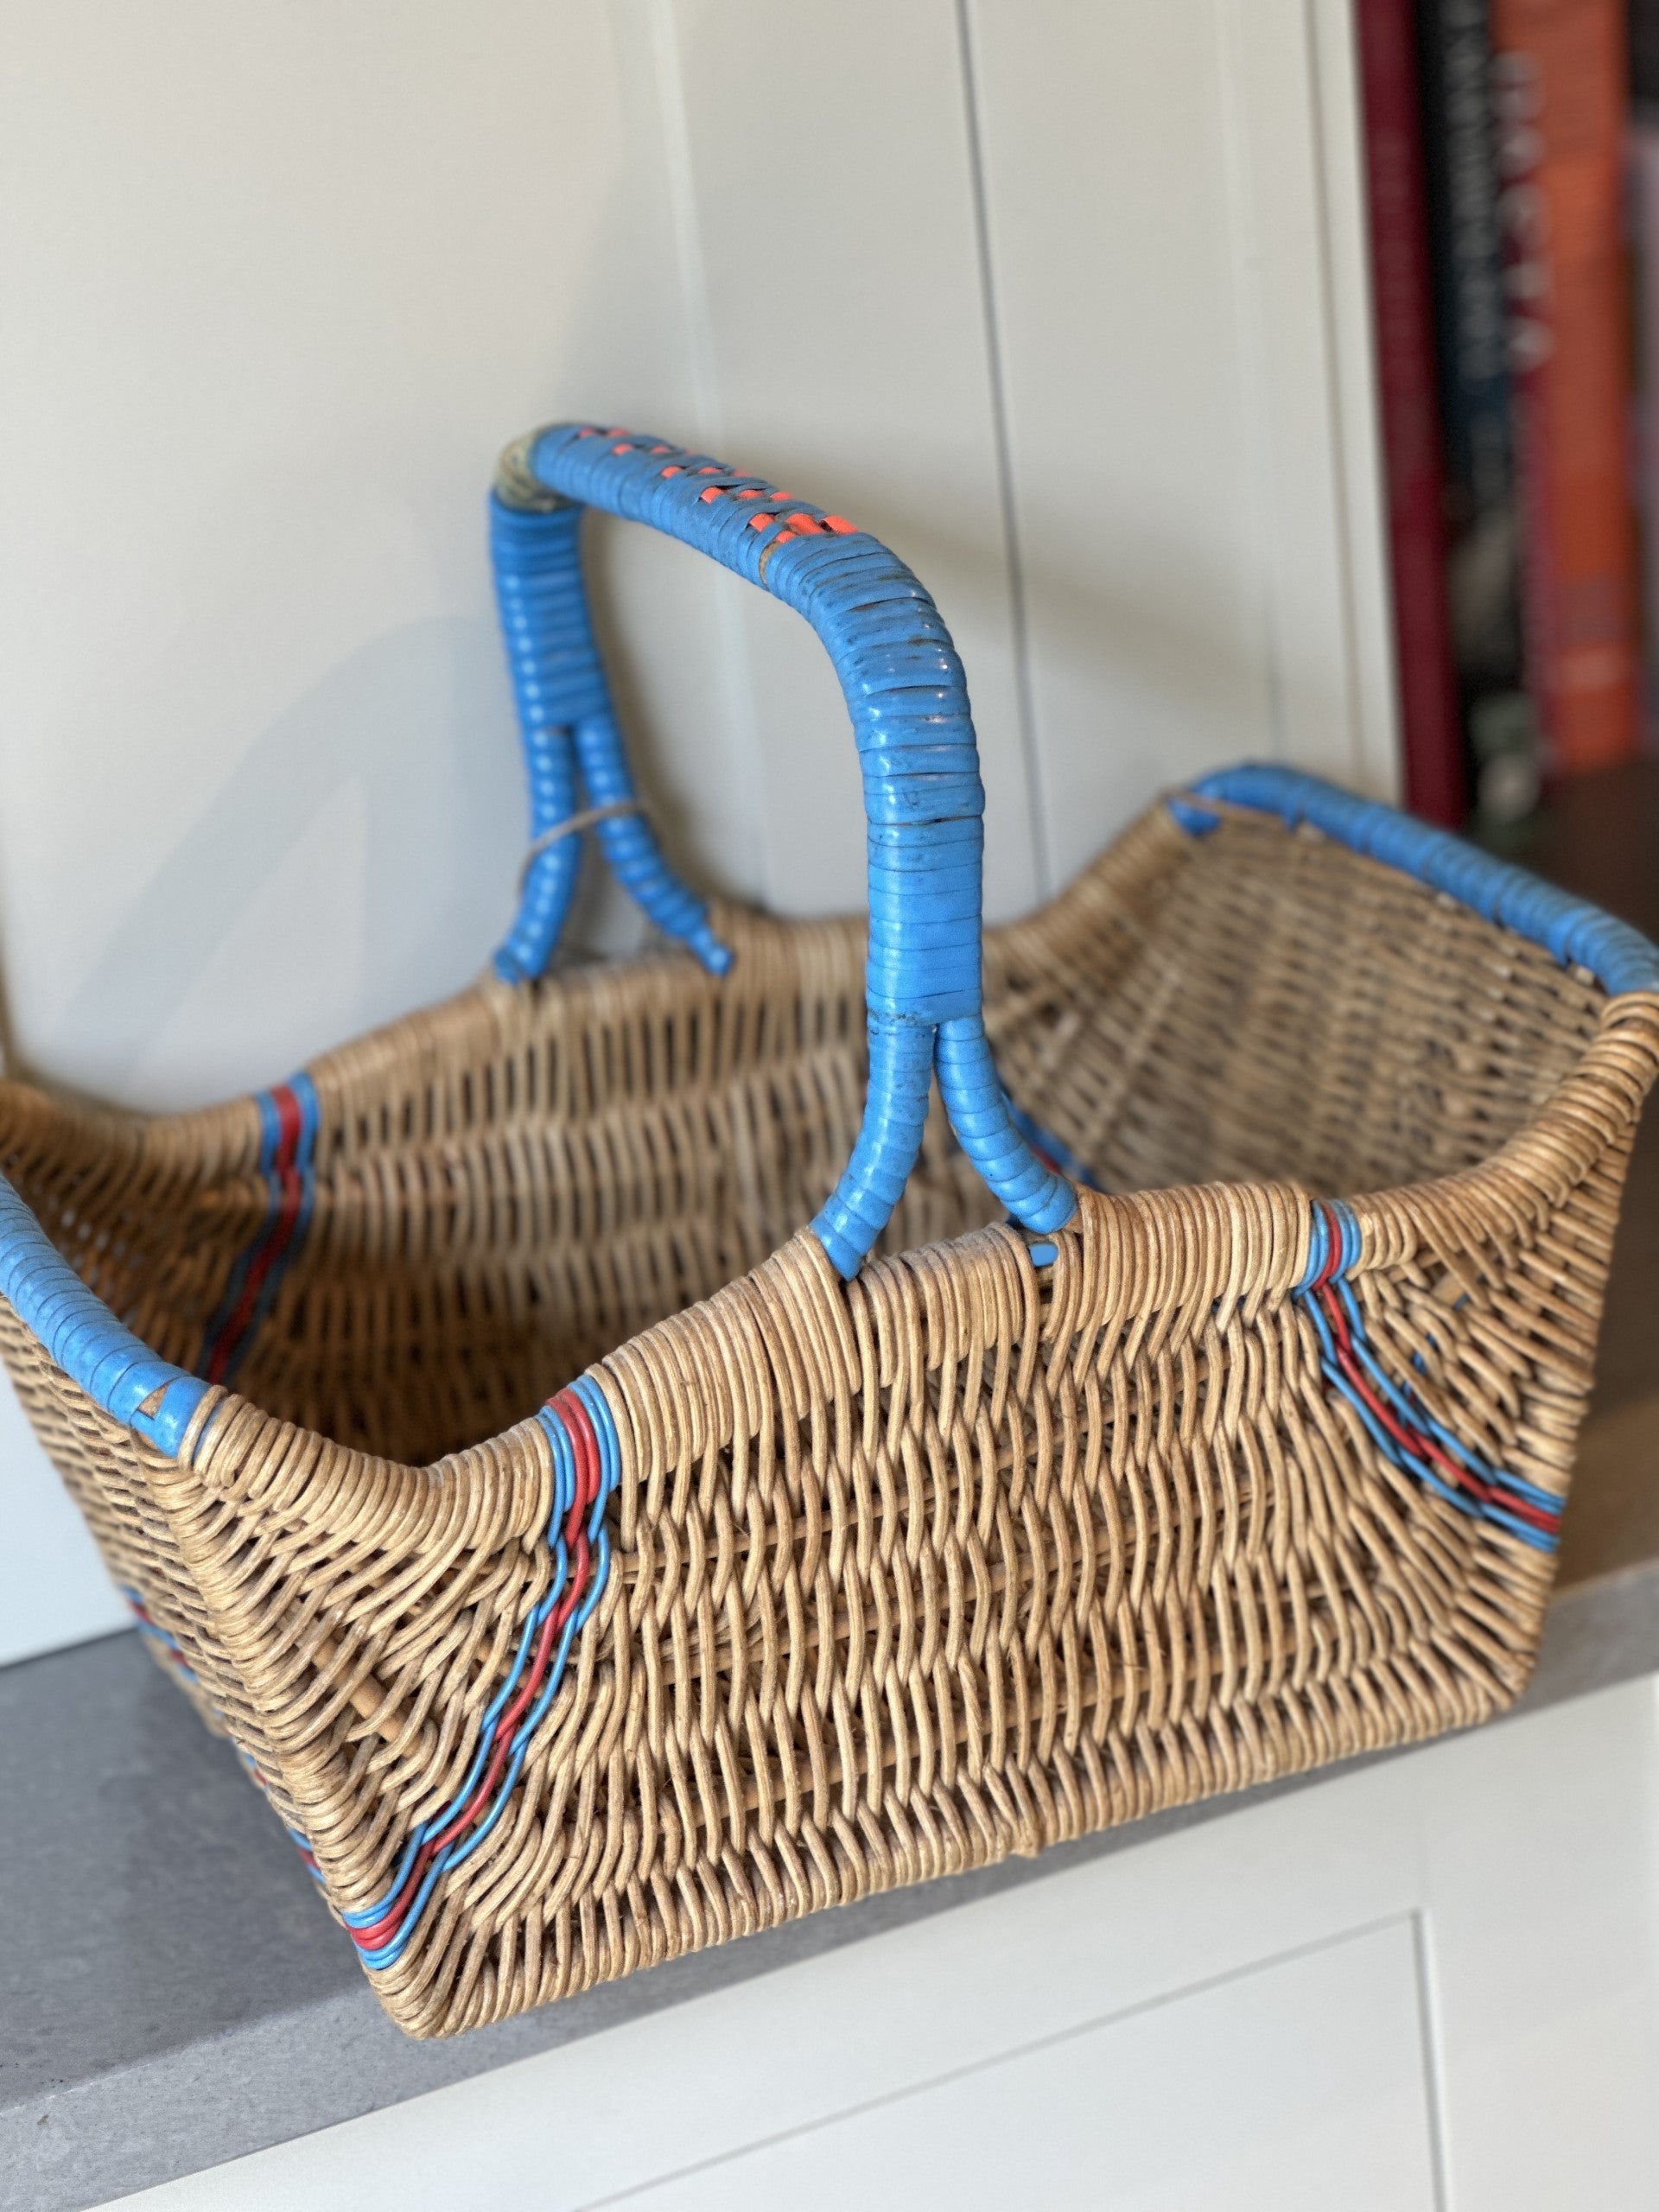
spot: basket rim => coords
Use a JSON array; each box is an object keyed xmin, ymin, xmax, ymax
[{"xmin": 1, "ymin": 763, "xmax": 1655, "ymax": 1472}]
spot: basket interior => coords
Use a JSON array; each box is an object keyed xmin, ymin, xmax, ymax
[{"xmin": 2, "ymin": 807, "xmax": 1608, "ymax": 1467}]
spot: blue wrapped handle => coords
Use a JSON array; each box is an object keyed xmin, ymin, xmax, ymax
[
  {"xmin": 489, "ymin": 459, "xmax": 733, "ymax": 983},
  {"xmin": 493, "ymin": 422, "xmax": 1077, "ymax": 1276}
]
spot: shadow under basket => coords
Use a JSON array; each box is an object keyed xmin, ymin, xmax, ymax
[{"xmin": 5, "ymin": 422, "xmax": 1657, "ymax": 2039}]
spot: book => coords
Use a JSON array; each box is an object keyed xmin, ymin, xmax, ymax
[
  {"xmin": 1415, "ymin": 0, "xmax": 1541, "ymax": 821},
  {"xmin": 1628, "ymin": 0, "xmax": 1659, "ymax": 755},
  {"xmin": 1357, "ymin": 0, "xmax": 1469, "ymax": 825},
  {"xmin": 1491, "ymin": 0, "xmax": 1639, "ymax": 772},
  {"xmin": 1633, "ymin": 0, "xmax": 1659, "ymax": 110},
  {"xmin": 1630, "ymin": 108, "xmax": 1659, "ymax": 752}
]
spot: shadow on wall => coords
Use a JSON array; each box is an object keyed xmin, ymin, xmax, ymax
[
  {"xmin": 588, "ymin": 451, "xmax": 1299, "ymax": 938},
  {"xmin": 49, "ymin": 616, "xmax": 524, "ymax": 1110},
  {"xmin": 16, "ymin": 277, "xmax": 1305, "ymax": 1117},
  {"xmin": 702, "ymin": 437, "xmax": 1308, "ymax": 906},
  {"xmin": 22, "ymin": 480, "xmax": 1298, "ymax": 1118},
  {"xmin": 29, "ymin": 577, "xmax": 753, "ymax": 1118}
]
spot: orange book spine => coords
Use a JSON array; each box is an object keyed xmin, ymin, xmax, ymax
[{"xmin": 1492, "ymin": 0, "xmax": 1639, "ymax": 772}]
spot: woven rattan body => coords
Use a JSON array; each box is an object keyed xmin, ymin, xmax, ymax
[{"xmin": 4, "ymin": 800, "xmax": 1655, "ymax": 2036}]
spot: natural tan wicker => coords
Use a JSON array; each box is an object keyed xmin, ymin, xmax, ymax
[
  {"xmin": 5, "ymin": 423, "xmax": 1656, "ymax": 2039},
  {"xmin": 3, "ymin": 798, "xmax": 1655, "ymax": 2037}
]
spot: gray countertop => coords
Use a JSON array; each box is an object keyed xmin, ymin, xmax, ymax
[{"xmin": 5, "ymin": 1555, "xmax": 1658, "ymax": 2212}]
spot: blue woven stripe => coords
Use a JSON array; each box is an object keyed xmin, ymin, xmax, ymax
[
  {"xmin": 226, "ymin": 1075, "xmax": 318, "ymax": 1383},
  {"xmin": 1294, "ymin": 1199, "xmax": 1561, "ymax": 1554},
  {"xmin": 340, "ymin": 1381, "xmax": 620, "ymax": 1971},
  {"xmin": 1326, "ymin": 1275, "xmax": 1564, "ymax": 1515},
  {"xmin": 1006, "ymin": 1102, "xmax": 1103, "ymax": 1192},
  {"xmin": 196, "ymin": 1073, "xmax": 320, "ymax": 1389},
  {"xmin": 518, "ymin": 424, "xmax": 1075, "ymax": 1274},
  {"xmin": 1179, "ymin": 764, "xmax": 1659, "ymax": 997},
  {"xmin": 123, "ymin": 1587, "xmax": 327, "ymax": 1885},
  {"xmin": 0, "ymin": 1075, "xmax": 321, "ymax": 1462}
]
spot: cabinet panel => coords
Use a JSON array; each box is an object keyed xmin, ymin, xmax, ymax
[
  {"xmin": 625, "ymin": 1919, "xmax": 1437, "ymax": 2212},
  {"xmin": 965, "ymin": 0, "xmax": 1271, "ymax": 886},
  {"xmin": 99, "ymin": 1681, "xmax": 1659, "ymax": 2212},
  {"xmin": 963, "ymin": 0, "xmax": 1395, "ymax": 887},
  {"xmin": 661, "ymin": 0, "xmax": 1040, "ymax": 923}
]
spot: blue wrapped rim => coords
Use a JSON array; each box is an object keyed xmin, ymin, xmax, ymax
[
  {"xmin": 1173, "ymin": 764, "xmax": 1659, "ymax": 999},
  {"xmin": 0, "ymin": 1174, "xmax": 212, "ymax": 1456}
]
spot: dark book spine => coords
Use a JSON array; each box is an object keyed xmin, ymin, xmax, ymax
[
  {"xmin": 1415, "ymin": 0, "xmax": 1541, "ymax": 820},
  {"xmin": 1631, "ymin": 113, "xmax": 1659, "ymax": 753},
  {"xmin": 1357, "ymin": 0, "xmax": 1468, "ymax": 825},
  {"xmin": 1631, "ymin": 0, "xmax": 1659, "ymax": 105},
  {"xmin": 1492, "ymin": 0, "xmax": 1638, "ymax": 772},
  {"xmin": 1629, "ymin": 0, "xmax": 1659, "ymax": 751}
]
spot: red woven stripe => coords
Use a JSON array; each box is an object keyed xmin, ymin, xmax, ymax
[
  {"xmin": 201, "ymin": 1084, "xmax": 310, "ymax": 1384},
  {"xmin": 347, "ymin": 1390, "xmax": 603, "ymax": 1954},
  {"xmin": 1319, "ymin": 1284, "xmax": 1556, "ymax": 1534}
]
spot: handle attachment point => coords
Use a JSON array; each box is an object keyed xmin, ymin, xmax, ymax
[
  {"xmin": 494, "ymin": 428, "xmax": 571, "ymax": 515},
  {"xmin": 518, "ymin": 800, "xmax": 644, "ymax": 891}
]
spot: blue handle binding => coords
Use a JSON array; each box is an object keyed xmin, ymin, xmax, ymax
[
  {"xmin": 490, "ymin": 422, "xmax": 1077, "ymax": 1278},
  {"xmin": 489, "ymin": 439, "xmax": 734, "ymax": 985}
]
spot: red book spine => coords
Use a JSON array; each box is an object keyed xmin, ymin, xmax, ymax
[
  {"xmin": 1357, "ymin": 0, "xmax": 1467, "ymax": 825},
  {"xmin": 1630, "ymin": 117, "xmax": 1659, "ymax": 753},
  {"xmin": 1492, "ymin": 0, "xmax": 1638, "ymax": 772}
]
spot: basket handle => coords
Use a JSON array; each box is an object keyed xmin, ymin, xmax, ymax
[{"xmin": 489, "ymin": 422, "xmax": 1076, "ymax": 1277}]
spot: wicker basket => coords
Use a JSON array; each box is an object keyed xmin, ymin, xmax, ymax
[{"xmin": 5, "ymin": 423, "xmax": 1657, "ymax": 2040}]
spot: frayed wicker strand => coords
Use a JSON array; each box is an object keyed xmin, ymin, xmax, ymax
[{"xmin": 518, "ymin": 801, "xmax": 645, "ymax": 891}]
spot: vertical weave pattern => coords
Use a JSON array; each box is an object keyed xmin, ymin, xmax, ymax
[{"xmin": 1, "ymin": 804, "xmax": 1654, "ymax": 2037}]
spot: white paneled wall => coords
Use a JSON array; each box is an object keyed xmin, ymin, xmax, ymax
[
  {"xmin": 0, "ymin": 0, "xmax": 1395, "ymax": 1662},
  {"xmin": 658, "ymin": 0, "xmax": 1046, "ymax": 918}
]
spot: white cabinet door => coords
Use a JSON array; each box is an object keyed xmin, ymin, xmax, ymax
[
  {"xmin": 620, "ymin": 1919, "xmax": 1440, "ymax": 2212},
  {"xmin": 104, "ymin": 1677, "xmax": 1659, "ymax": 2212},
  {"xmin": 654, "ymin": 0, "xmax": 1044, "ymax": 927},
  {"xmin": 962, "ymin": 0, "xmax": 1395, "ymax": 890}
]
